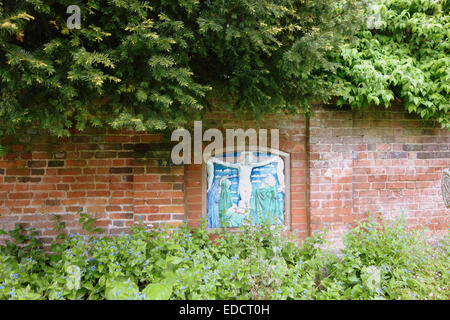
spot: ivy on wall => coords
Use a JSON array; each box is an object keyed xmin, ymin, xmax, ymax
[{"xmin": 332, "ymin": 0, "xmax": 449, "ymax": 128}]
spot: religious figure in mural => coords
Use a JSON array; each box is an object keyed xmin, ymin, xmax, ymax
[
  {"xmin": 206, "ymin": 151, "xmax": 285, "ymax": 228},
  {"xmin": 251, "ymin": 174, "xmax": 280, "ymax": 225},
  {"xmin": 217, "ymin": 177, "xmax": 248, "ymax": 227}
]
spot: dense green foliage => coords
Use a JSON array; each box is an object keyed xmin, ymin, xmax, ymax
[
  {"xmin": 0, "ymin": 213, "xmax": 448, "ymax": 300},
  {"xmin": 0, "ymin": 0, "xmax": 448, "ymax": 139},
  {"xmin": 0, "ymin": 0, "xmax": 363, "ymax": 137},
  {"xmin": 333, "ymin": 0, "xmax": 449, "ymax": 128}
]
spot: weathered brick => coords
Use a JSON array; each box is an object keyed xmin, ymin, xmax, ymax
[
  {"xmin": 72, "ymin": 136, "xmax": 91, "ymax": 143},
  {"xmin": 76, "ymin": 144, "xmax": 98, "ymax": 151},
  {"xmin": 99, "ymin": 144, "xmax": 122, "ymax": 150},
  {"xmin": 109, "ymin": 213, "xmax": 133, "ymax": 219},
  {"xmin": 147, "ymin": 214, "xmax": 171, "ymax": 221},
  {"xmin": 54, "ymin": 152, "xmax": 66, "ymax": 159},
  {"xmin": 48, "ymin": 161, "xmax": 64, "ymax": 167},
  {"xmin": 66, "ymin": 160, "xmax": 86, "ymax": 167},
  {"xmin": 110, "ymin": 167, "xmax": 133, "ymax": 174},
  {"xmin": 118, "ymin": 152, "xmax": 134, "ymax": 158},
  {"xmin": 57, "ymin": 168, "xmax": 82, "ymax": 175},
  {"xmin": 417, "ymin": 152, "xmax": 450, "ymax": 159},
  {"xmin": 173, "ymin": 183, "xmax": 184, "ymax": 191},
  {"xmin": 112, "ymin": 221, "xmax": 124, "ymax": 227},
  {"xmin": 45, "ymin": 200, "xmax": 61, "ymax": 206},
  {"xmin": 27, "ymin": 161, "xmax": 46, "ymax": 168},
  {"xmin": 135, "ymin": 206, "xmax": 159, "ymax": 214},
  {"xmin": 95, "ymin": 152, "xmax": 117, "ymax": 159},
  {"xmin": 160, "ymin": 175, "xmax": 182, "ymax": 182},
  {"xmin": 105, "ymin": 136, "xmax": 130, "ymax": 143}
]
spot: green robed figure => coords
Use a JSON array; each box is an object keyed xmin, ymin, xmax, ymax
[{"xmin": 252, "ymin": 175, "xmax": 281, "ymax": 225}]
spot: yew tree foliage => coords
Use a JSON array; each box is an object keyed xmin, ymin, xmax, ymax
[
  {"xmin": 0, "ymin": 0, "xmax": 448, "ymax": 139},
  {"xmin": 333, "ymin": 0, "xmax": 450, "ymax": 129},
  {"xmin": 0, "ymin": 0, "xmax": 363, "ymax": 137}
]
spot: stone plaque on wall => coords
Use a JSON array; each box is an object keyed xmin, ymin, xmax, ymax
[
  {"xmin": 205, "ymin": 151, "xmax": 289, "ymax": 228},
  {"xmin": 442, "ymin": 168, "xmax": 450, "ymax": 208}
]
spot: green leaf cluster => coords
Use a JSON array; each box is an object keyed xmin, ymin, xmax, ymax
[{"xmin": 332, "ymin": 0, "xmax": 450, "ymax": 128}]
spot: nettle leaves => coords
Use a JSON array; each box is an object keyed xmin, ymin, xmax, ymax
[{"xmin": 333, "ymin": 0, "xmax": 449, "ymax": 129}]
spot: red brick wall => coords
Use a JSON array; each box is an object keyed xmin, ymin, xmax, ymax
[
  {"xmin": 0, "ymin": 129, "xmax": 184, "ymax": 247},
  {"xmin": 309, "ymin": 104, "xmax": 449, "ymax": 246},
  {"xmin": 0, "ymin": 104, "xmax": 448, "ymax": 248}
]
